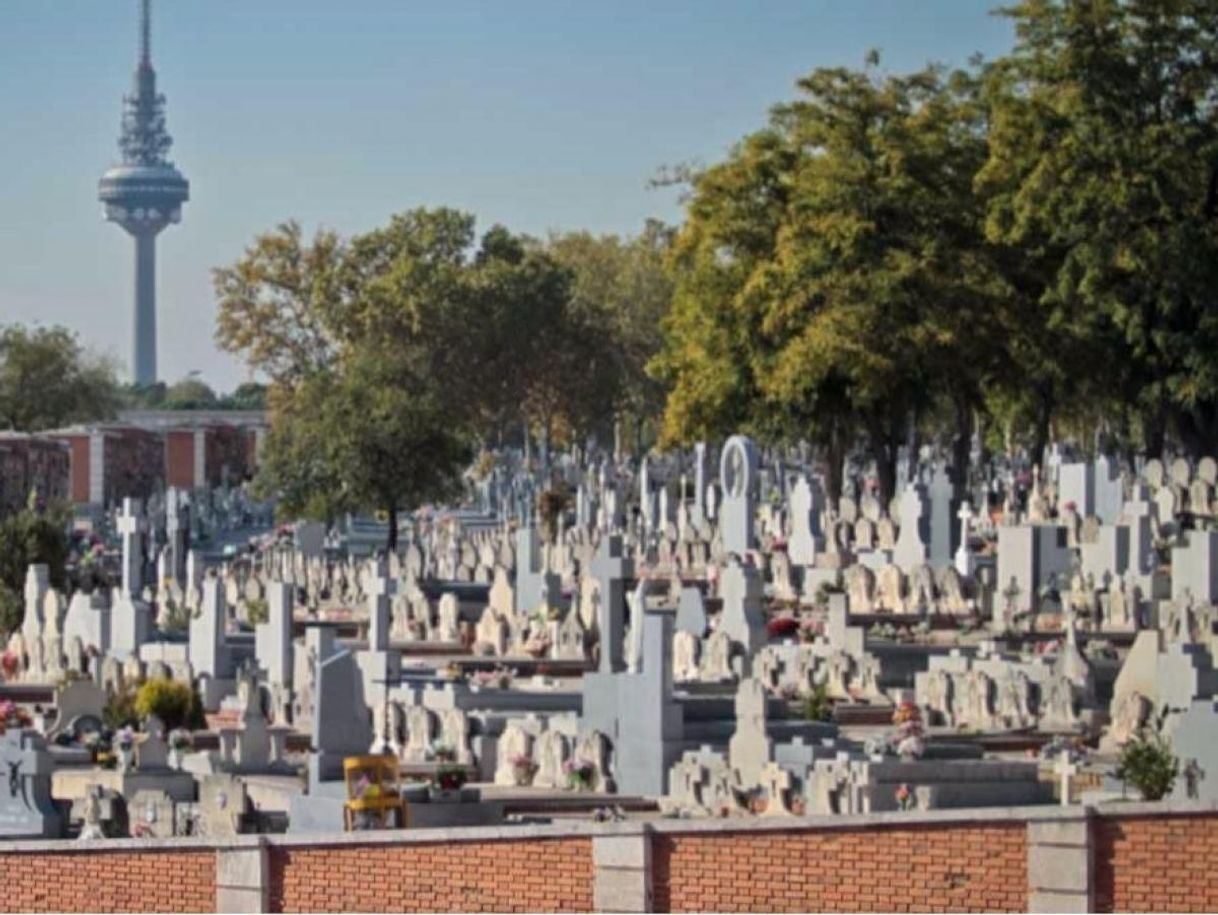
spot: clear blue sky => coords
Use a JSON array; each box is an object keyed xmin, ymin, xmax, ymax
[{"xmin": 0, "ymin": 1, "xmax": 1014, "ymax": 391}]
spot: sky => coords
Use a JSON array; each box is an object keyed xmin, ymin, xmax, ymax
[{"xmin": 0, "ymin": 1, "xmax": 1015, "ymax": 392}]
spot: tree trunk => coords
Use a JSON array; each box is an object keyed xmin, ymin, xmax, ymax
[
  {"xmin": 824, "ymin": 424, "xmax": 848, "ymax": 505},
  {"xmin": 950, "ymin": 396, "xmax": 972, "ymax": 497},
  {"xmin": 386, "ymin": 505, "xmax": 398, "ymax": 554},
  {"xmin": 1030, "ymin": 384, "xmax": 1054, "ymax": 474}
]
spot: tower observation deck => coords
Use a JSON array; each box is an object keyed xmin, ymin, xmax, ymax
[{"xmin": 98, "ymin": 0, "xmax": 189, "ymax": 386}]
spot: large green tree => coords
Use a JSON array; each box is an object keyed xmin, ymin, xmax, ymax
[
  {"xmin": 215, "ymin": 207, "xmax": 604, "ymax": 547},
  {"xmin": 980, "ymin": 0, "xmax": 1218, "ymax": 458},
  {"xmin": 545, "ymin": 220, "xmax": 676, "ymax": 453},
  {"xmin": 0, "ymin": 325, "xmax": 121, "ymax": 432},
  {"xmin": 654, "ymin": 57, "xmax": 1004, "ymax": 501}
]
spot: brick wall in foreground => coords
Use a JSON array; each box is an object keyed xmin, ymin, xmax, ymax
[
  {"xmin": 2, "ymin": 802, "xmax": 1218, "ymax": 913},
  {"xmin": 267, "ymin": 837, "xmax": 593, "ymax": 913},
  {"xmin": 0, "ymin": 848, "xmax": 213, "ymax": 913},
  {"xmin": 1094, "ymin": 812, "xmax": 1218, "ymax": 913},
  {"xmin": 654, "ymin": 822, "xmax": 1027, "ymax": 913}
]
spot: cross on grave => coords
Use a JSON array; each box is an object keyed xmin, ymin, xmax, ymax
[
  {"xmin": 1055, "ymin": 751, "xmax": 1078, "ymax": 807},
  {"xmin": 955, "ymin": 501, "xmax": 976, "ymax": 576},
  {"xmin": 592, "ymin": 535, "xmax": 634, "ymax": 673},
  {"xmin": 367, "ymin": 558, "xmax": 397, "ymax": 652},
  {"xmin": 117, "ymin": 499, "xmax": 146, "ymax": 600}
]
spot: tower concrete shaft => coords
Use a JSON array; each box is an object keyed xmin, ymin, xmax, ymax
[
  {"xmin": 98, "ymin": 0, "xmax": 188, "ymax": 386},
  {"xmin": 134, "ymin": 232, "xmax": 157, "ymax": 385}
]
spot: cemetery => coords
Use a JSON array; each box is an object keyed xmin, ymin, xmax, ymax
[
  {"xmin": 6, "ymin": 0, "xmax": 1218, "ymax": 911},
  {"xmin": 3, "ymin": 434, "xmax": 1218, "ymax": 911}
]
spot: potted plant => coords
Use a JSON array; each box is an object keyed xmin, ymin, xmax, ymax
[
  {"xmin": 1115, "ymin": 730, "xmax": 1179, "ymax": 800},
  {"xmin": 564, "ymin": 759, "xmax": 596, "ymax": 791},
  {"xmin": 432, "ymin": 763, "xmax": 468, "ymax": 799},
  {"xmin": 511, "ymin": 754, "xmax": 538, "ymax": 787},
  {"xmin": 894, "ymin": 782, "xmax": 914, "ymax": 811}
]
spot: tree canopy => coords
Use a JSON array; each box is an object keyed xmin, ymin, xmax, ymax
[{"xmin": 0, "ymin": 325, "xmax": 121, "ymax": 432}]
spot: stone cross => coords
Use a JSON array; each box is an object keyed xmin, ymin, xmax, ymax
[
  {"xmin": 954, "ymin": 501, "xmax": 976, "ymax": 576},
  {"xmin": 117, "ymin": 499, "xmax": 145, "ymax": 600},
  {"xmin": 591, "ymin": 535, "xmax": 634, "ymax": 674},
  {"xmin": 1055, "ymin": 751, "xmax": 1077, "ymax": 807},
  {"xmin": 367, "ymin": 558, "xmax": 397, "ymax": 652}
]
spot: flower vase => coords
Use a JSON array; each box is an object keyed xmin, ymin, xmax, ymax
[
  {"xmin": 169, "ymin": 748, "xmax": 183, "ymax": 770},
  {"xmin": 116, "ymin": 746, "xmax": 133, "ymax": 772}
]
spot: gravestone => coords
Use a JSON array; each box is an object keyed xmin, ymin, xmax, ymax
[
  {"xmin": 719, "ymin": 435, "xmax": 758, "ymax": 556},
  {"xmin": 0, "ymin": 730, "xmax": 62, "ymax": 838},
  {"xmin": 308, "ymin": 627, "xmax": 373, "ymax": 784},
  {"xmin": 592, "ymin": 535, "xmax": 634, "ymax": 674},
  {"xmin": 582, "ymin": 611, "xmax": 684, "ymax": 796},
  {"xmin": 719, "ymin": 557, "xmax": 766, "ymax": 661},
  {"xmin": 675, "ymin": 587, "xmax": 709, "ymax": 638},
  {"xmin": 788, "ymin": 476, "xmax": 823, "ymax": 566},
  {"xmin": 892, "ymin": 486, "xmax": 930, "ymax": 574}
]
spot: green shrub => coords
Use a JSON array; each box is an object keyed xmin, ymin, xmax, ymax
[
  {"xmin": 1116, "ymin": 731, "xmax": 1179, "ymax": 801},
  {"xmin": 802, "ymin": 683, "xmax": 833, "ymax": 722},
  {"xmin": 245, "ymin": 598, "xmax": 269, "ymax": 627},
  {"xmin": 133, "ymin": 678, "xmax": 205, "ymax": 731},
  {"xmin": 103, "ymin": 685, "xmax": 139, "ymax": 730}
]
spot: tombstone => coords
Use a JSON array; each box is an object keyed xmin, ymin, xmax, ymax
[
  {"xmin": 435, "ymin": 593, "xmax": 461, "ymax": 643},
  {"xmin": 927, "ymin": 464, "xmax": 959, "ymax": 567},
  {"xmin": 892, "ymin": 486, "xmax": 930, "ymax": 574},
  {"xmin": 165, "ymin": 488, "xmax": 191, "ymax": 590},
  {"xmin": 1172, "ymin": 531, "xmax": 1218, "ymax": 605},
  {"xmin": 516, "ymin": 526, "xmax": 560, "ymax": 615},
  {"xmin": 691, "ymin": 442, "xmax": 711, "ymax": 527},
  {"xmin": 718, "ymin": 557, "xmax": 766, "ymax": 661},
  {"xmin": 675, "ymin": 586, "xmax": 709, "ymax": 638},
  {"xmin": 719, "ymin": 435, "xmax": 759, "ymax": 556},
  {"xmin": 308, "ymin": 627, "xmax": 373, "ymax": 784},
  {"xmin": 189, "ymin": 578, "xmax": 228, "ymax": 682},
  {"xmin": 582, "ymin": 611, "xmax": 684, "ymax": 796},
  {"xmin": 788, "ymin": 476, "xmax": 823, "ymax": 566},
  {"xmin": 592, "ymin": 535, "xmax": 634, "ymax": 674},
  {"xmin": 366, "ymin": 558, "xmax": 396, "ymax": 652},
  {"xmin": 673, "ymin": 630, "xmax": 701, "ymax": 682},
  {"xmin": 728, "ymin": 678, "xmax": 772, "ymax": 789},
  {"xmin": 475, "ymin": 606, "xmax": 508, "ymax": 657},
  {"xmin": 493, "ymin": 720, "xmax": 536, "ymax": 786},
  {"xmin": 534, "ymin": 730, "xmax": 572, "ymax": 789},
  {"xmin": 0, "ymin": 730, "xmax": 62, "ymax": 838},
  {"xmin": 255, "ymin": 581, "xmax": 294, "ymax": 700}
]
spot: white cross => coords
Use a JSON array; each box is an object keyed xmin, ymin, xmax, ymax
[{"xmin": 1055, "ymin": 752, "xmax": 1078, "ymax": 807}]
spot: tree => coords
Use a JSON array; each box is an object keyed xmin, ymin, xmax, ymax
[
  {"xmin": 980, "ymin": 0, "xmax": 1218, "ymax": 458},
  {"xmin": 162, "ymin": 378, "xmax": 218, "ymax": 410},
  {"xmin": 216, "ymin": 210, "xmax": 488, "ymax": 549},
  {"xmin": 654, "ymin": 56, "xmax": 1003, "ymax": 502},
  {"xmin": 255, "ymin": 350, "xmax": 471, "ymax": 550},
  {"xmin": 545, "ymin": 221, "xmax": 676, "ymax": 452},
  {"xmin": 0, "ymin": 495, "xmax": 69, "ymax": 636},
  {"xmin": 0, "ymin": 325, "xmax": 122, "ymax": 431}
]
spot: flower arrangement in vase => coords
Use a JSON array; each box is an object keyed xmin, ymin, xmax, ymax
[
  {"xmin": 511, "ymin": 754, "xmax": 538, "ymax": 786},
  {"xmin": 563, "ymin": 758, "xmax": 596, "ymax": 791}
]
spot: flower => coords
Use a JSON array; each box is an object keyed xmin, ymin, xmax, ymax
[
  {"xmin": 766, "ymin": 616, "xmax": 800, "ymax": 638},
  {"xmin": 115, "ymin": 727, "xmax": 135, "ymax": 750},
  {"xmin": 894, "ymin": 783, "xmax": 913, "ymax": 810}
]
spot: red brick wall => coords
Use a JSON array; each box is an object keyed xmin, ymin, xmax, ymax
[
  {"xmin": 165, "ymin": 430, "xmax": 195, "ymax": 489},
  {"xmin": 267, "ymin": 837, "xmax": 594, "ymax": 913},
  {"xmin": 1094, "ymin": 814, "xmax": 1218, "ymax": 913},
  {"xmin": 67, "ymin": 435, "xmax": 91, "ymax": 503},
  {"xmin": 652, "ymin": 823, "xmax": 1028, "ymax": 913},
  {"xmin": 0, "ymin": 849, "xmax": 214, "ymax": 913}
]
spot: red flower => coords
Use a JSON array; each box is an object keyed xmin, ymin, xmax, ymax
[{"xmin": 767, "ymin": 617, "xmax": 800, "ymax": 638}]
